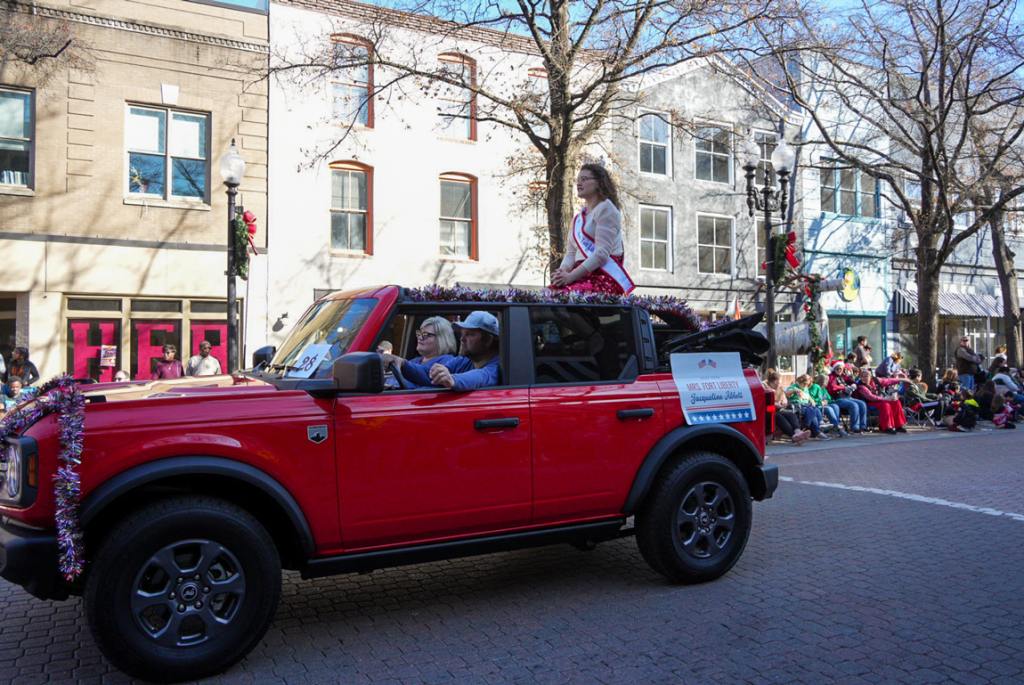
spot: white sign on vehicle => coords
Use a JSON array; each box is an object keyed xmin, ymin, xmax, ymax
[
  {"xmin": 670, "ymin": 352, "xmax": 756, "ymax": 425},
  {"xmin": 286, "ymin": 343, "xmax": 332, "ymax": 379}
]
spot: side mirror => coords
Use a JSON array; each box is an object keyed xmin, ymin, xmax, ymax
[
  {"xmin": 252, "ymin": 345, "xmax": 276, "ymax": 369},
  {"xmin": 333, "ymin": 352, "xmax": 383, "ymax": 393}
]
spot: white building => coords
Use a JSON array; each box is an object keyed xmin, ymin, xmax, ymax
[{"xmin": 260, "ymin": 0, "xmax": 547, "ymax": 350}]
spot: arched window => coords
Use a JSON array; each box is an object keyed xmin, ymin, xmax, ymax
[
  {"xmin": 439, "ymin": 172, "xmax": 477, "ymax": 259},
  {"xmin": 437, "ymin": 53, "xmax": 476, "ymax": 140},
  {"xmin": 331, "ymin": 35, "xmax": 374, "ymax": 127},
  {"xmin": 329, "ymin": 160, "xmax": 373, "ymax": 255}
]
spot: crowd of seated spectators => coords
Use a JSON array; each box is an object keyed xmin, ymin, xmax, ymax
[{"xmin": 761, "ymin": 342, "xmax": 1024, "ymax": 443}]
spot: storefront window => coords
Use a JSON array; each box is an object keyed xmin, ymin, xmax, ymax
[
  {"xmin": 190, "ymin": 321, "xmax": 228, "ymax": 373},
  {"xmin": 131, "ymin": 320, "xmax": 182, "ymax": 380},
  {"xmin": 830, "ymin": 316, "xmax": 885, "ymax": 363},
  {"xmin": 68, "ymin": 319, "xmax": 122, "ymax": 383},
  {"xmin": 64, "ymin": 296, "xmax": 239, "ymax": 381}
]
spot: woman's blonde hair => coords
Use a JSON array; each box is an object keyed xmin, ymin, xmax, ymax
[
  {"xmin": 579, "ymin": 163, "xmax": 621, "ymax": 209},
  {"xmin": 941, "ymin": 368, "xmax": 959, "ymax": 383},
  {"xmin": 420, "ymin": 316, "xmax": 457, "ymax": 356}
]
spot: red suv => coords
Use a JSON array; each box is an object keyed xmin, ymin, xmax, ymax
[{"xmin": 0, "ymin": 286, "xmax": 777, "ymax": 682}]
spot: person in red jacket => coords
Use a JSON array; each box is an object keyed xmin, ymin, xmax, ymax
[
  {"xmin": 854, "ymin": 367, "xmax": 907, "ymax": 433},
  {"xmin": 826, "ymin": 362, "xmax": 868, "ymax": 433}
]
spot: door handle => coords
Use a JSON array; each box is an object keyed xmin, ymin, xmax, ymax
[
  {"xmin": 474, "ymin": 417, "xmax": 520, "ymax": 430},
  {"xmin": 617, "ymin": 408, "xmax": 654, "ymax": 420}
]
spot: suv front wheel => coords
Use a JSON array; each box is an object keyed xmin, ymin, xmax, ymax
[
  {"xmin": 85, "ymin": 496, "xmax": 281, "ymax": 682},
  {"xmin": 636, "ymin": 451, "xmax": 752, "ymax": 583}
]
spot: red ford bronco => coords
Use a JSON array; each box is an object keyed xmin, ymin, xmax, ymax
[{"xmin": 0, "ymin": 285, "xmax": 777, "ymax": 682}]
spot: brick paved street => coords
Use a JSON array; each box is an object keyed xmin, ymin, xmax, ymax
[{"xmin": 2, "ymin": 429, "xmax": 1023, "ymax": 684}]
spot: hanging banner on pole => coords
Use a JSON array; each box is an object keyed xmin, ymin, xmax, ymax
[{"xmin": 670, "ymin": 352, "xmax": 756, "ymax": 425}]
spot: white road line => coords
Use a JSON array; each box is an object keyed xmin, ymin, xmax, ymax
[{"xmin": 779, "ymin": 476, "xmax": 1024, "ymax": 523}]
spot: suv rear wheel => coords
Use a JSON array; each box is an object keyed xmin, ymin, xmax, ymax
[
  {"xmin": 636, "ymin": 451, "xmax": 752, "ymax": 583},
  {"xmin": 85, "ymin": 496, "xmax": 281, "ymax": 682}
]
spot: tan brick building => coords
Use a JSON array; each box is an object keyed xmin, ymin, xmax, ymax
[{"xmin": 0, "ymin": 0, "xmax": 268, "ymax": 382}]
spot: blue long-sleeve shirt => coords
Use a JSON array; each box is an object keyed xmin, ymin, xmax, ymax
[{"xmin": 401, "ymin": 354, "xmax": 501, "ymax": 390}]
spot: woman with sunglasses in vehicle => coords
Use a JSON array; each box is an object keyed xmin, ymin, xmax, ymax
[{"xmin": 381, "ymin": 316, "xmax": 458, "ymax": 377}]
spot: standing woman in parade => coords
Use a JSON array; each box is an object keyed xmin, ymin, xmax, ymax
[{"xmin": 551, "ymin": 163, "xmax": 635, "ymax": 295}]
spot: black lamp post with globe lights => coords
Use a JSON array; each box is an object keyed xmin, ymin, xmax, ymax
[
  {"xmin": 742, "ymin": 136, "xmax": 796, "ymax": 370},
  {"xmin": 218, "ymin": 139, "xmax": 246, "ymax": 374}
]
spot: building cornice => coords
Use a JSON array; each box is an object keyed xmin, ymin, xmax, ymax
[
  {"xmin": 3, "ymin": 0, "xmax": 269, "ymax": 54},
  {"xmin": 276, "ymin": 0, "xmax": 540, "ymax": 55}
]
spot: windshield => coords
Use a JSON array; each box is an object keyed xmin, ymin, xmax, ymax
[{"xmin": 267, "ymin": 297, "xmax": 377, "ymax": 379}]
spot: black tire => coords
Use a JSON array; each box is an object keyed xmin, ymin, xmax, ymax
[
  {"xmin": 84, "ymin": 496, "xmax": 281, "ymax": 682},
  {"xmin": 636, "ymin": 451, "xmax": 752, "ymax": 584}
]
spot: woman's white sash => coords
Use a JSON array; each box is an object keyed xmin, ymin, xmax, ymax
[{"xmin": 572, "ymin": 209, "xmax": 635, "ymax": 294}]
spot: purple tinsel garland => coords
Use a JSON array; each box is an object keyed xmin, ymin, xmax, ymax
[
  {"xmin": 0, "ymin": 375, "xmax": 85, "ymax": 581},
  {"xmin": 405, "ymin": 284, "xmax": 702, "ymax": 331}
]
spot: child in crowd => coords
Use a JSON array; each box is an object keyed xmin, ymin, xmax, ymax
[
  {"xmin": 786, "ymin": 374, "xmax": 830, "ymax": 440},
  {"xmin": 992, "ymin": 393, "xmax": 1017, "ymax": 429},
  {"xmin": 947, "ymin": 390, "xmax": 979, "ymax": 432},
  {"xmin": 809, "ymin": 374, "xmax": 848, "ymax": 437},
  {"xmin": 2, "ymin": 378, "xmax": 32, "ymax": 411}
]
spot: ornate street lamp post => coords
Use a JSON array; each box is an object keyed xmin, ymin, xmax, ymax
[
  {"xmin": 742, "ymin": 136, "xmax": 796, "ymax": 370},
  {"xmin": 218, "ymin": 139, "xmax": 246, "ymax": 374}
]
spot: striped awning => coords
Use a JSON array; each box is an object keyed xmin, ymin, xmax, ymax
[{"xmin": 893, "ymin": 288, "xmax": 1003, "ymax": 317}]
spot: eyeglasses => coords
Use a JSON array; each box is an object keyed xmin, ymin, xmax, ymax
[
  {"xmin": 415, "ymin": 330, "xmax": 437, "ymax": 340},
  {"xmin": 576, "ymin": 176, "xmax": 597, "ymax": 183}
]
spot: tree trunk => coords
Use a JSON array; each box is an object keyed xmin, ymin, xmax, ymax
[
  {"xmin": 545, "ymin": 148, "xmax": 577, "ymax": 277},
  {"xmin": 915, "ymin": 238, "xmax": 942, "ymax": 383},
  {"xmin": 989, "ymin": 207, "xmax": 1023, "ymax": 367}
]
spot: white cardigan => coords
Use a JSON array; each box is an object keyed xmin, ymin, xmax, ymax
[{"xmin": 559, "ymin": 199, "xmax": 624, "ymax": 273}]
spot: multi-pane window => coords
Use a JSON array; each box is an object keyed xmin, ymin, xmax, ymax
[
  {"xmin": 330, "ymin": 162, "xmax": 372, "ymax": 253},
  {"xmin": 126, "ymin": 105, "xmax": 208, "ymax": 200},
  {"xmin": 639, "ymin": 113, "xmax": 670, "ymax": 175},
  {"xmin": 697, "ymin": 214, "xmax": 733, "ymax": 275},
  {"xmin": 754, "ymin": 131, "xmax": 777, "ymax": 186},
  {"xmin": 0, "ymin": 88, "xmax": 32, "ymax": 187},
  {"xmin": 437, "ymin": 53, "xmax": 476, "ymax": 140},
  {"xmin": 819, "ymin": 161, "xmax": 879, "ymax": 217},
  {"xmin": 440, "ymin": 174, "xmax": 476, "ymax": 258},
  {"xmin": 695, "ymin": 127, "xmax": 732, "ymax": 183},
  {"xmin": 905, "ymin": 178, "xmax": 922, "ymax": 206},
  {"xmin": 639, "ymin": 205, "xmax": 671, "ymax": 271},
  {"xmin": 331, "ymin": 36, "xmax": 372, "ymax": 127}
]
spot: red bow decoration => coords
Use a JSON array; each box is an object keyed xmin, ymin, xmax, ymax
[
  {"xmin": 784, "ymin": 230, "xmax": 801, "ymax": 268},
  {"xmin": 243, "ymin": 210, "xmax": 258, "ymax": 252}
]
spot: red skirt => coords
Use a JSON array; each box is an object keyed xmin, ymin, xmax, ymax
[
  {"xmin": 552, "ymin": 255, "xmax": 630, "ymax": 295},
  {"xmin": 865, "ymin": 399, "xmax": 907, "ymax": 430}
]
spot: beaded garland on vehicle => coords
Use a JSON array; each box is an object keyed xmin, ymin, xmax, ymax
[
  {"xmin": 0, "ymin": 375, "xmax": 85, "ymax": 581},
  {"xmin": 405, "ymin": 285, "xmax": 702, "ymax": 331}
]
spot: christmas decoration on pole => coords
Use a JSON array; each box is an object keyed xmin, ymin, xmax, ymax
[{"xmin": 231, "ymin": 208, "xmax": 253, "ymax": 281}]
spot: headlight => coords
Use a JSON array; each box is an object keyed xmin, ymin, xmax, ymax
[{"xmin": 5, "ymin": 443, "xmax": 21, "ymax": 498}]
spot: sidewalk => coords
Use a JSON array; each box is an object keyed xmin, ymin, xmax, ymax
[{"xmin": 766, "ymin": 421, "xmax": 1006, "ymax": 457}]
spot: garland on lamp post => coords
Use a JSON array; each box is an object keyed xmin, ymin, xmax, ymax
[
  {"xmin": 231, "ymin": 209, "xmax": 258, "ymax": 280},
  {"xmin": 769, "ymin": 233, "xmax": 828, "ymax": 374}
]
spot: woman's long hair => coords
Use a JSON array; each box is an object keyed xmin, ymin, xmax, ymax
[{"xmin": 580, "ymin": 163, "xmax": 621, "ymax": 209}]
